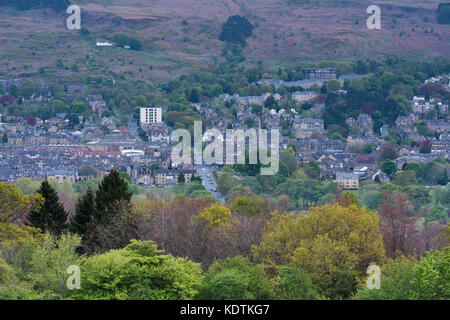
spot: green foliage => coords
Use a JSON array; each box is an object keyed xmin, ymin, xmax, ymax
[
  {"xmin": 410, "ymin": 248, "xmax": 449, "ymax": 300},
  {"xmin": 27, "ymin": 233, "xmax": 83, "ymax": 299},
  {"xmin": 0, "ymin": 257, "xmax": 41, "ymax": 300},
  {"xmin": 426, "ymin": 205, "xmax": 448, "ymax": 223},
  {"xmin": 231, "ymin": 196, "xmax": 270, "ymax": 216},
  {"xmin": 0, "ymin": 182, "xmax": 43, "ymax": 223},
  {"xmin": 219, "ymin": 16, "xmax": 254, "ymax": 45},
  {"xmin": 254, "ymin": 204, "xmax": 386, "ymax": 299},
  {"xmin": 363, "ymin": 144, "xmax": 374, "ymax": 154},
  {"xmin": 392, "ymin": 170, "xmax": 418, "ymax": 186},
  {"xmin": 273, "ymin": 266, "xmax": 320, "ymax": 300},
  {"xmin": 417, "ymin": 121, "xmax": 435, "ymax": 137},
  {"xmin": 355, "ymin": 255, "xmax": 417, "ymax": 300},
  {"xmin": 27, "ymin": 180, "xmax": 68, "ymax": 235},
  {"xmin": 326, "ymin": 79, "xmax": 341, "ymax": 93},
  {"xmin": 196, "ymin": 256, "xmax": 271, "ymax": 300},
  {"xmin": 73, "ymin": 240, "xmax": 203, "ymax": 300},
  {"xmin": 300, "ymin": 161, "xmax": 321, "ymax": 179},
  {"xmin": 94, "ymin": 170, "xmax": 132, "ymax": 224},
  {"xmin": 276, "ymin": 176, "xmax": 336, "ymax": 209},
  {"xmin": 217, "ymin": 172, "xmax": 238, "ymax": 195},
  {"xmin": 381, "ymin": 160, "xmax": 397, "ymax": 177},
  {"xmin": 70, "ymin": 188, "xmax": 95, "ymax": 236}
]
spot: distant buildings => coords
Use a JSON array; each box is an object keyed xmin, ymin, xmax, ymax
[
  {"xmin": 0, "ymin": 78, "xmax": 23, "ymax": 93},
  {"xmin": 412, "ymin": 96, "xmax": 448, "ymax": 115},
  {"xmin": 335, "ymin": 172, "xmax": 359, "ymax": 189},
  {"xmin": 140, "ymin": 107, "xmax": 163, "ymax": 127},
  {"xmin": 302, "ymin": 68, "xmax": 337, "ymax": 82},
  {"xmin": 88, "ymin": 95, "xmax": 107, "ymax": 116},
  {"xmin": 346, "ymin": 114, "xmax": 373, "ymax": 137},
  {"xmin": 293, "ymin": 118, "xmax": 325, "ymax": 139},
  {"xmin": 292, "ymin": 91, "xmax": 318, "ymax": 104}
]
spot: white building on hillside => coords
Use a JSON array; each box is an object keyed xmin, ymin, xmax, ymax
[{"xmin": 140, "ymin": 107, "xmax": 162, "ymax": 127}]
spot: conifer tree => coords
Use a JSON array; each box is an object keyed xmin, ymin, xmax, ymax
[
  {"xmin": 70, "ymin": 187, "xmax": 95, "ymax": 236},
  {"xmin": 94, "ymin": 170, "xmax": 132, "ymax": 224},
  {"xmin": 27, "ymin": 179, "xmax": 68, "ymax": 234}
]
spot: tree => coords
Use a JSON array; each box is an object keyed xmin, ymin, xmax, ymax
[
  {"xmin": 0, "ymin": 183, "xmax": 42, "ymax": 224},
  {"xmin": 231, "ymin": 196, "xmax": 270, "ymax": 216},
  {"xmin": 410, "ymin": 248, "xmax": 449, "ymax": 299},
  {"xmin": 219, "ymin": 15, "xmax": 254, "ymax": 45},
  {"xmin": 19, "ymin": 79, "xmax": 38, "ymax": 99},
  {"xmin": 381, "ymin": 160, "xmax": 397, "ymax": 177},
  {"xmin": 94, "ymin": 170, "xmax": 132, "ymax": 225},
  {"xmin": 28, "ymin": 233, "xmax": 83, "ymax": 299},
  {"xmin": 188, "ymin": 88, "xmax": 200, "ymax": 103},
  {"xmin": 196, "ymin": 256, "xmax": 271, "ymax": 300},
  {"xmin": 355, "ymin": 255, "xmax": 417, "ymax": 300},
  {"xmin": 0, "ymin": 221, "xmax": 43, "ymax": 267},
  {"xmin": 417, "ymin": 121, "xmax": 434, "ymax": 137},
  {"xmin": 70, "ymin": 188, "xmax": 95, "ymax": 236},
  {"xmin": 379, "ymin": 193, "xmax": 418, "ymax": 259},
  {"xmin": 326, "ymin": 79, "xmax": 341, "ymax": 93},
  {"xmin": 199, "ymin": 204, "xmax": 231, "ymax": 229},
  {"xmin": 1, "ymin": 132, "xmax": 7, "ymax": 144},
  {"xmin": 178, "ymin": 173, "xmax": 185, "ymax": 184},
  {"xmin": 73, "ymin": 240, "xmax": 203, "ymax": 300},
  {"xmin": 300, "ymin": 161, "xmax": 321, "ymax": 179},
  {"xmin": 217, "ymin": 172, "xmax": 237, "ymax": 195},
  {"xmin": 253, "ymin": 204, "xmax": 385, "ymax": 299},
  {"xmin": 426, "ymin": 205, "xmax": 447, "ymax": 223},
  {"xmin": 27, "ymin": 180, "xmax": 68, "ymax": 235},
  {"xmin": 273, "ymin": 266, "xmax": 319, "ymax": 300},
  {"xmin": 379, "ymin": 143, "xmax": 398, "ymax": 161},
  {"xmin": 392, "ymin": 170, "xmax": 418, "ymax": 186},
  {"xmin": 363, "ymin": 143, "xmax": 374, "ymax": 154},
  {"xmin": 357, "ymin": 247, "xmax": 449, "ymax": 300},
  {"xmin": 264, "ymin": 95, "xmax": 278, "ymax": 109},
  {"xmin": 420, "ymin": 161, "xmax": 447, "ymax": 185},
  {"xmin": 0, "ymin": 257, "xmax": 41, "ymax": 299},
  {"xmin": 280, "ymin": 148, "xmax": 297, "ymax": 175}
]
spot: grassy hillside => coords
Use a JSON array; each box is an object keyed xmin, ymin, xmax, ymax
[{"xmin": 0, "ymin": 0, "xmax": 448, "ymax": 83}]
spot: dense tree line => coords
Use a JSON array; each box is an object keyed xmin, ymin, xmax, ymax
[{"xmin": 0, "ymin": 171, "xmax": 448, "ymax": 300}]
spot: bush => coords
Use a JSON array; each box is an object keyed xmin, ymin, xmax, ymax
[{"xmin": 73, "ymin": 240, "xmax": 203, "ymax": 300}]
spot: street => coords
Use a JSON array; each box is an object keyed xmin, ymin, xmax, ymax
[{"xmin": 196, "ymin": 164, "xmax": 224, "ymax": 202}]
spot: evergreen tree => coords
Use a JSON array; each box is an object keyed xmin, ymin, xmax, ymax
[
  {"xmin": 70, "ymin": 187, "xmax": 95, "ymax": 236},
  {"xmin": 94, "ymin": 170, "xmax": 132, "ymax": 224},
  {"xmin": 178, "ymin": 173, "xmax": 185, "ymax": 184},
  {"xmin": 27, "ymin": 179, "xmax": 68, "ymax": 234}
]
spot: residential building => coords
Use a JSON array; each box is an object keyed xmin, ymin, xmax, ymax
[
  {"xmin": 140, "ymin": 107, "xmax": 162, "ymax": 127},
  {"xmin": 335, "ymin": 172, "xmax": 359, "ymax": 189}
]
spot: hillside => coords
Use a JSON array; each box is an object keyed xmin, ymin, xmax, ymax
[{"xmin": 0, "ymin": 0, "xmax": 449, "ymax": 83}]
